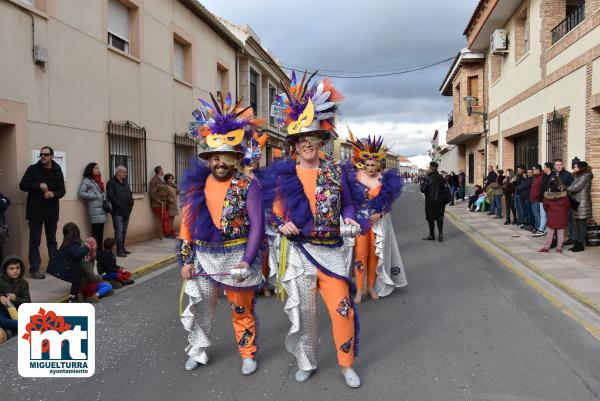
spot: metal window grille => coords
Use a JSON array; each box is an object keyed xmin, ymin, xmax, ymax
[
  {"xmin": 468, "ymin": 152, "xmax": 475, "ymax": 184},
  {"xmin": 174, "ymin": 133, "xmax": 198, "ymax": 182},
  {"xmin": 250, "ymin": 69, "xmax": 259, "ymax": 116},
  {"xmin": 546, "ymin": 109, "xmax": 564, "ymax": 163},
  {"xmin": 551, "ymin": 2, "xmax": 585, "ymax": 44},
  {"xmin": 107, "ymin": 121, "xmax": 147, "ymax": 193},
  {"xmin": 514, "ymin": 129, "xmax": 538, "ymax": 169}
]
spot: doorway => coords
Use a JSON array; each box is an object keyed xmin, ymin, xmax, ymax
[{"xmin": 514, "ymin": 127, "xmax": 539, "ymax": 168}]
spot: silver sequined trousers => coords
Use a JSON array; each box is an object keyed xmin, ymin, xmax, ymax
[
  {"xmin": 278, "ymin": 241, "xmax": 350, "ymax": 371},
  {"xmin": 180, "ymin": 276, "xmax": 218, "ymax": 360}
]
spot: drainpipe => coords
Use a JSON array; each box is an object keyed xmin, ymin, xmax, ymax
[{"xmin": 235, "ymin": 49, "xmax": 239, "ymax": 101}]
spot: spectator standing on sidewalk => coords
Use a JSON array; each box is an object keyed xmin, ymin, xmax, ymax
[
  {"xmin": 503, "ymin": 169, "xmax": 517, "ymax": 225},
  {"xmin": 539, "ymin": 177, "xmax": 570, "ymax": 253},
  {"xmin": 567, "ymin": 161, "xmax": 594, "ymax": 252},
  {"xmin": 78, "ymin": 162, "xmax": 107, "ymax": 248},
  {"xmin": 554, "ymin": 159, "xmax": 575, "ymax": 245},
  {"xmin": 0, "ymin": 192, "xmax": 10, "ymax": 263},
  {"xmin": 19, "ymin": 146, "xmax": 66, "ymax": 279},
  {"xmin": 164, "ymin": 173, "xmax": 180, "ymax": 237},
  {"xmin": 421, "ymin": 161, "xmax": 447, "ymax": 242},
  {"xmin": 149, "ymin": 166, "xmax": 174, "ymax": 239},
  {"xmin": 529, "ymin": 165, "xmax": 544, "ymax": 235},
  {"xmin": 493, "ymin": 170, "xmax": 505, "ymax": 220},
  {"xmin": 106, "ymin": 166, "xmax": 134, "ymax": 257},
  {"xmin": 458, "ymin": 170, "xmax": 466, "ymax": 201},
  {"xmin": 534, "ymin": 162, "xmax": 554, "ymax": 237},
  {"xmin": 447, "ymin": 172, "xmax": 458, "ymax": 206},
  {"xmin": 484, "ymin": 165, "xmax": 497, "ymax": 189},
  {"xmin": 513, "ymin": 165, "xmax": 526, "ymax": 226}
]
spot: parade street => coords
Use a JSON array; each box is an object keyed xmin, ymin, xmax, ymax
[{"xmin": 0, "ymin": 183, "xmax": 599, "ymax": 401}]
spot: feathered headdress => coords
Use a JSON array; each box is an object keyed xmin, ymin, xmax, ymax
[
  {"xmin": 243, "ymin": 132, "xmax": 269, "ymax": 166},
  {"xmin": 189, "ymin": 92, "xmax": 264, "ymax": 161},
  {"xmin": 347, "ymin": 126, "xmax": 388, "ymax": 169},
  {"xmin": 271, "ymin": 71, "xmax": 343, "ymax": 141}
]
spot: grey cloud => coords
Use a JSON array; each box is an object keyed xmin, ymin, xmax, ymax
[{"xmin": 202, "ymin": 0, "xmax": 478, "ymax": 148}]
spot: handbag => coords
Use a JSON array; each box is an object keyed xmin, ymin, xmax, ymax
[
  {"xmin": 586, "ymin": 221, "xmax": 600, "ymax": 247},
  {"xmin": 103, "ymin": 198, "xmax": 113, "ymax": 214}
]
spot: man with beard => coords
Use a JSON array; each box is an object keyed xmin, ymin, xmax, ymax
[
  {"xmin": 420, "ymin": 161, "xmax": 447, "ymax": 242},
  {"xmin": 178, "ymin": 93, "xmax": 264, "ymax": 375}
]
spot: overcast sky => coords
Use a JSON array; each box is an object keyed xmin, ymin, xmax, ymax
[{"xmin": 201, "ymin": 0, "xmax": 478, "ymax": 158}]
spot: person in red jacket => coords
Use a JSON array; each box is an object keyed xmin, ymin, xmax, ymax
[
  {"xmin": 539, "ymin": 177, "xmax": 570, "ymax": 253},
  {"xmin": 529, "ymin": 165, "xmax": 544, "ymax": 235}
]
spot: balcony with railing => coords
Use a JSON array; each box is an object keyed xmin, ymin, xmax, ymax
[{"xmin": 551, "ymin": 2, "xmax": 585, "ymax": 44}]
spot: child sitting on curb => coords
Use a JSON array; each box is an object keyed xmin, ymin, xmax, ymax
[
  {"xmin": 539, "ymin": 177, "xmax": 570, "ymax": 254},
  {"xmin": 79, "ymin": 237, "xmax": 114, "ymax": 303},
  {"xmin": 0, "ymin": 256, "xmax": 31, "ymax": 343},
  {"xmin": 97, "ymin": 238, "xmax": 134, "ymax": 288}
]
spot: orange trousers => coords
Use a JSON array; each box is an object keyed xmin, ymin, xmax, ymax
[
  {"xmin": 316, "ymin": 270, "xmax": 355, "ymax": 367},
  {"xmin": 226, "ymin": 290, "xmax": 257, "ymax": 359},
  {"xmin": 354, "ymin": 230, "xmax": 377, "ymax": 290}
]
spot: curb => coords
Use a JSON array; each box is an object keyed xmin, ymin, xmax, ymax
[
  {"xmin": 446, "ymin": 208, "xmax": 600, "ymax": 315},
  {"xmin": 51, "ymin": 254, "xmax": 177, "ymax": 303}
]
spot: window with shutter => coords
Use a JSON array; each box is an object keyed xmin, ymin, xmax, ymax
[
  {"xmin": 107, "ymin": 0, "xmax": 130, "ymax": 53},
  {"xmin": 173, "ymin": 41, "xmax": 185, "ymax": 81}
]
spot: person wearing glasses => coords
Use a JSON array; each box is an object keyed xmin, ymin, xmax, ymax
[{"xmin": 19, "ymin": 146, "xmax": 66, "ymax": 279}]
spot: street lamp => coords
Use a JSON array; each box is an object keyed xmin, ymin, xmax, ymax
[{"xmin": 464, "ymin": 96, "xmax": 489, "ymax": 179}]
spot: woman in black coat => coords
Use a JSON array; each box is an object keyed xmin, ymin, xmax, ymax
[{"xmin": 420, "ymin": 162, "xmax": 448, "ymax": 242}]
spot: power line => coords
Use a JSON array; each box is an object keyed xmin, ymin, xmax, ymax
[{"xmin": 249, "ymin": 53, "xmax": 455, "ymax": 79}]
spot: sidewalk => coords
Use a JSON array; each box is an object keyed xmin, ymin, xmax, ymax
[
  {"xmin": 445, "ymin": 202, "xmax": 600, "ymax": 312},
  {"xmin": 27, "ymin": 238, "xmax": 177, "ymax": 303}
]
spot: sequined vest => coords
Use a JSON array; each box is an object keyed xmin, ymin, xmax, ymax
[
  {"xmin": 219, "ymin": 171, "xmax": 251, "ymax": 241},
  {"xmin": 311, "ymin": 160, "xmax": 343, "ymax": 240}
]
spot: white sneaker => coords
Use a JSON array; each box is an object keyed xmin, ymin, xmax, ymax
[
  {"xmin": 340, "ymin": 366, "xmax": 361, "ymax": 388},
  {"xmin": 241, "ymin": 358, "xmax": 257, "ymax": 375},
  {"xmin": 184, "ymin": 352, "xmax": 209, "ymax": 371},
  {"xmin": 295, "ymin": 368, "xmax": 315, "ymax": 383}
]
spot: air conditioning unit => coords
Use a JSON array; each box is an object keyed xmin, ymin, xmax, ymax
[{"xmin": 490, "ymin": 29, "xmax": 508, "ymax": 55}]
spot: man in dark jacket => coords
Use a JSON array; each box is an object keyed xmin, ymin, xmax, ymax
[
  {"xmin": 484, "ymin": 165, "xmax": 497, "ymax": 190},
  {"xmin": 106, "ymin": 165, "xmax": 134, "ymax": 257},
  {"xmin": 554, "ymin": 159, "xmax": 575, "ymax": 244},
  {"xmin": 18, "ymin": 146, "xmax": 66, "ymax": 279},
  {"xmin": 458, "ymin": 170, "xmax": 466, "ymax": 201},
  {"xmin": 513, "ymin": 165, "xmax": 526, "ymax": 225},
  {"xmin": 420, "ymin": 162, "xmax": 447, "ymax": 242},
  {"xmin": 515, "ymin": 167, "xmax": 534, "ymax": 228}
]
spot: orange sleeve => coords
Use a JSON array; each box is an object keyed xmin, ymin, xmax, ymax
[
  {"xmin": 272, "ymin": 197, "xmax": 285, "ymax": 220},
  {"xmin": 179, "ymin": 205, "xmax": 192, "ymax": 242}
]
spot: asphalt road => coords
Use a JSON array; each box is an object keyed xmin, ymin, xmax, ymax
[{"xmin": 2, "ymin": 183, "xmax": 600, "ymax": 401}]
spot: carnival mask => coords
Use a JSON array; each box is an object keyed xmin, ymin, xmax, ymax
[
  {"xmin": 287, "ymin": 99, "xmax": 315, "ymax": 135},
  {"xmin": 359, "ymin": 151, "xmax": 386, "ymax": 161},
  {"xmin": 205, "ymin": 129, "xmax": 245, "ymax": 148}
]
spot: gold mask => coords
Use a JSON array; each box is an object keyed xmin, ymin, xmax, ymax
[
  {"xmin": 359, "ymin": 151, "xmax": 385, "ymax": 161},
  {"xmin": 206, "ymin": 129, "xmax": 245, "ymax": 148},
  {"xmin": 287, "ymin": 99, "xmax": 315, "ymax": 135}
]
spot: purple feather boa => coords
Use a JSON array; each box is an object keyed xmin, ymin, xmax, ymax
[
  {"xmin": 253, "ymin": 167, "xmax": 276, "ymax": 216},
  {"xmin": 179, "ymin": 159, "xmax": 223, "ymax": 244},
  {"xmin": 342, "ymin": 164, "xmax": 404, "ymax": 232},
  {"xmin": 370, "ymin": 169, "xmax": 404, "ymax": 214},
  {"xmin": 341, "ymin": 162, "xmax": 370, "ymax": 233},
  {"xmin": 271, "ymin": 159, "xmax": 314, "ymax": 236}
]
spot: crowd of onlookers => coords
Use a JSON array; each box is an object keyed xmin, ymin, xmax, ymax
[
  {"xmin": 464, "ymin": 159, "xmax": 594, "ymax": 253},
  {"xmin": 0, "ymin": 145, "xmax": 182, "ymax": 344}
]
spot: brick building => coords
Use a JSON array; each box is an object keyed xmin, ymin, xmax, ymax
[{"xmin": 441, "ymin": 0, "xmax": 600, "ymax": 220}]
